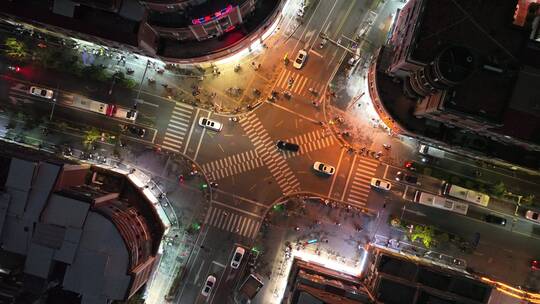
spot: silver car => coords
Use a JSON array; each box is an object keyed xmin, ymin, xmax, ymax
[
  {"xmin": 526, "ymin": 210, "xmax": 540, "ymax": 223},
  {"xmin": 313, "ymin": 161, "xmax": 335, "ymax": 175},
  {"xmin": 198, "ymin": 117, "xmax": 223, "ymax": 132},
  {"xmin": 29, "ymin": 86, "xmax": 54, "ymax": 99},
  {"xmin": 231, "ymin": 247, "xmax": 245, "ymax": 269},
  {"xmin": 201, "ymin": 275, "xmax": 216, "ymax": 297}
]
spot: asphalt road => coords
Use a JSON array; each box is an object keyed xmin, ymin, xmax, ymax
[{"xmin": 2, "ymin": 0, "xmax": 540, "ymax": 301}]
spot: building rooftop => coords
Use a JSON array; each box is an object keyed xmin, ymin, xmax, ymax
[
  {"xmin": 0, "ymin": 141, "xmax": 164, "ymax": 303},
  {"xmin": 369, "ymin": 250, "xmax": 492, "ymax": 304},
  {"xmin": 285, "ymin": 259, "xmax": 374, "ymax": 304},
  {"xmin": 410, "ymin": 0, "xmax": 527, "ymax": 123},
  {"xmin": 375, "ymin": 0, "xmax": 540, "ymax": 167}
]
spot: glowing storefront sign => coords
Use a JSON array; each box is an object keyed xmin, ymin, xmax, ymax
[{"xmin": 192, "ymin": 5, "xmax": 233, "ymax": 25}]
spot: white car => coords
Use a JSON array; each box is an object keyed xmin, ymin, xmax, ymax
[
  {"xmin": 293, "ymin": 49, "xmax": 308, "ymax": 69},
  {"xmin": 313, "ymin": 161, "xmax": 335, "ymax": 175},
  {"xmin": 29, "ymin": 86, "xmax": 54, "ymax": 99},
  {"xmin": 370, "ymin": 178, "xmax": 392, "ymax": 191},
  {"xmin": 231, "ymin": 247, "xmax": 245, "ymax": 269},
  {"xmin": 198, "ymin": 117, "xmax": 223, "ymax": 132},
  {"xmin": 201, "ymin": 275, "xmax": 216, "ymax": 297},
  {"xmin": 525, "ymin": 210, "xmax": 540, "ymax": 223}
]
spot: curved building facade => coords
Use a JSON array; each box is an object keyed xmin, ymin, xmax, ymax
[{"xmin": 0, "ymin": 0, "xmax": 283, "ymax": 62}]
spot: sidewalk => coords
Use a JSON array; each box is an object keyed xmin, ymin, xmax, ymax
[{"xmin": 253, "ymin": 197, "xmax": 376, "ymax": 304}]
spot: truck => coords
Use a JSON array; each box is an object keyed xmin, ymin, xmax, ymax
[
  {"xmin": 419, "ymin": 144, "xmax": 446, "ymax": 159},
  {"xmin": 237, "ymin": 273, "xmax": 264, "ymax": 302}
]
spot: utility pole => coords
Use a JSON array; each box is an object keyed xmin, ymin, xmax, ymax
[
  {"xmin": 135, "ymin": 60, "xmax": 151, "ymax": 101},
  {"xmin": 49, "ymin": 83, "xmax": 60, "ymax": 121}
]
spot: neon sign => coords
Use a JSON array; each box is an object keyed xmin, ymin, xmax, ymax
[{"xmin": 192, "ymin": 5, "xmax": 233, "ymax": 25}]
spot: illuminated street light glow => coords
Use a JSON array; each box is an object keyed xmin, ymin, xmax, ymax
[{"xmin": 480, "ymin": 277, "xmax": 540, "ymax": 303}]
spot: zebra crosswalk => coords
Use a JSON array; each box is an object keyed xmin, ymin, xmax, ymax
[
  {"xmin": 240, "ymin": 113, "xmax": 301, "ymax": 194},
  {"xmin": 275, "ymin": 69, "xmax": 325, "ymax": 98},
  {"xmin": 161, "ymin": 102, "xmax": 194, "ymax": 152},
  {"xmin": 281, "ymin": 129, "xmax": 336, "ymax": 159},
  {"xmin": 201, "ymin": 150, "xmax": 265, "ymax": 180},
  {"xmin": 204, "ymin": 206, "xmax": 260, "ymax": 239},
  {"xmin": 344, "ymin": 157, "xmax": 380, "ymax": 207}
]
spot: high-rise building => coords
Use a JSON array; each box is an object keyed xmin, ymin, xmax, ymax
[
  {"xmin": 0, "ymin": 143, "xmax": 165, "ymax": 303},
  {"xmin": 368, "ymin": 0, "xmax": 540, "ymax": 168},
  {"xmin": 364, "ymin": 246, "xmax": 493, "ymax": 304},
  {"xmin": 0, "ymin": 0, "xmax": 281, "ymax": 61}
]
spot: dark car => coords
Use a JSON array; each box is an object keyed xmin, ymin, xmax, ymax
[
  {"xmin": 484, "ymin": 214, "xmax": 506, "ymax": 226},
  {"xmin": 395, "ymin": 171, "xmax": 419, "ymax": 184},
  {"xmin": 276, "ymin": 140, "xmax": 299, "ymax": 152},
  {"xmin": 127, "ymin": 125, "xmax": 146, "ymax": 138}
]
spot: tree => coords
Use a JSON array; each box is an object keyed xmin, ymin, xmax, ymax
[
  {"xmin": 4, "ymin": 38, "xmax": 28, "ymax": 60},
  {"xmin": 521, "ymin": 194, "xmax": 535, "ymax": 206},
  {"xmin": 390, "ymin": 218, "xmax": 401, "ymax": 228},
  {"xmin": 410, "ymin": 225, "xmax": 435, "ymax": 248},
  {"xmin": 55, "ymin": 121, "xmax": 69, "ymax": 132},
  {"xmin": 490, "ymin": 181, "xmax": 507, "ymax": 197},
  {"xmin": 83, "ymin": 128, "xmax": 101, "ymax": 148}
]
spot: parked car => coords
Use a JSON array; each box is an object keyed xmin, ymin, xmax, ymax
[
  {"xmin": 276, "ymin": 140, "xmax": 299, "ymax": 152},
  {"xmin": 525, "ymin": 210, "xmax": 540, "ymax": 223},
  {"xmin": 395, "ymin": 171, "xmax": 419, "ymax": 184},
  {"xmin": 29, "ymin": 86, "xmax": 54, "ymax": 99},
  {"xmin": 198, "ymin": 117, "xmax": 223, "ymax": 132},
  {"xmin": 293, "ymin": 49, "xmax": 308, "ymax": 69},
  {"xmin": 127, "ymin": 125, "xmax": 146, "ymax": 138},
  {"xmin": 313, "ymin": 161, "xmax": 335, "ymax": 175},
  {"xmin": 231, "ymin": 247, "xmax": 246, "ymax": 269},
  {"xmin": 201, "ymin": 275, "xmax": 216, "ymax": 297},
  {"xmin": 483, "ymin": 214, "xmax": 506, "ymax": 226},
  {"xmin": 370, "ymin": 178, "xmax": 391, "ymax": 191}
]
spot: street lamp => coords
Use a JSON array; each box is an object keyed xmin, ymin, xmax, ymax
[{"xmin": 134, "ymin": 60, "xmax": 151, "ymax": 106}]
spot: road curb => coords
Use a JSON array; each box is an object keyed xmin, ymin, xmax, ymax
[{"xmin": 264, "ymin": 191, "xmax": 378, "ymax": 219}]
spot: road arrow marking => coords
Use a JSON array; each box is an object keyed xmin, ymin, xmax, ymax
[
  {"xmin": 10, "ymin": 83, "xmax": 27, "ymax": 93},
  {"xmin": 8, "ymin": 95, "xmax": 33, "ymax": 105},
  {"xmin": 309, "ymin": 49, "xmax": 323, "ymax": 58}
]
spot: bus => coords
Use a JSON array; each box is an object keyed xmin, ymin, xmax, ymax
[
  {"xmin": 66, "ymin": 95, "xmax": 137, "ymax": 121},
  {"xmin": 414, "ymin": 191, "xmax": 469, "ymax": 215},
  {"xmin": 442, "ymin": 182, "xmax": 490, "ymax": 207},
  {"xmin": 71, "ymin": 95, "xmax": 109, "ymax": 115}
]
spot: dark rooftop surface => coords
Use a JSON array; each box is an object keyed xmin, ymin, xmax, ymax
[
  {"xmin": 376, "ymin": 0, "xmax": 540, "ymax": 168},
  {"xmin": 375, "ymin": 254, "xmax": 491, "ymax": 304},
  {"xmin": 411, "ymin": 0, "xmax": 526, "ymax": 123},
  {"xmin": 375, "ymin": 47, "xmax": 540, "ymax": 168},
  {"xmin": 186, "ymin": 0, "xmax": 246, "ymax": 20}
]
